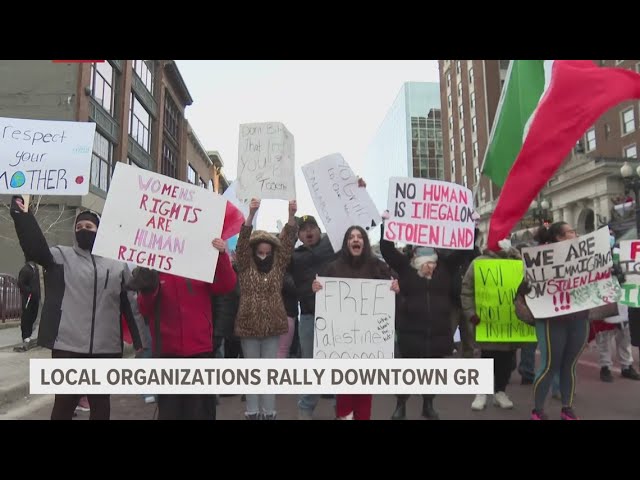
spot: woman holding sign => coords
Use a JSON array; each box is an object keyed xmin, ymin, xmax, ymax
[
  {"xmin": 312, "ymin": 225, "xmax": 400, "ymax": 420},
  {"xmin": 234, "ymin": 198, "xmax": 298, "ymax": 420},
  {"xmin": 518, "ymin": 222, "xmax": 586, "ymax": 420},
  {"xmin": 379, "ymin": 217, "xmax": 455, "ymax": 421},
  {"xmin": 9, "ymin": 195, "xmax": 144, "ymax": 421}
]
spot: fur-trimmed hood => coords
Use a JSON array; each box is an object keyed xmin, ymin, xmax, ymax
[{"xmin": 249, "ymin": 230, "xmax": 282, "ymax": 250}]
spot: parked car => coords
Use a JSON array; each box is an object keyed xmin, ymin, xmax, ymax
[{"xmin": 0, "ymin": 274, "xmax": 21, "ymax": 322}]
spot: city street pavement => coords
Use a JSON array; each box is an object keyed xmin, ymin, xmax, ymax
[{"xmin": 3, "ymin": 343, "xmax": 640, "ymax": 420}]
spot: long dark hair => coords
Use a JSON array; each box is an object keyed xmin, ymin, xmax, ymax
[
  {"xmin": 534, "ymin": 221, "xmax": 567, "ymax": 244},
  {"xmin": 340, "ymin": 226, "xmax": 375, "ymax": 266}
]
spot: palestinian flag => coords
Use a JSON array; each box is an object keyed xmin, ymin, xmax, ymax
[{"xmin": 487, "ymin": 60, "xmax": 640, "ymax": 250}]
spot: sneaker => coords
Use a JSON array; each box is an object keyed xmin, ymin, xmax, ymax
[
  {"xmin": 297, "ymin": 409, "xmax": 313, "ymax": 420},
  {"xmin": 561, "ymin": 407, "xmax": 580, "ymax": 420},
  {"xmin": 261, "ymin": 412, "xmax": 277, "ymax": 420},
  {"xmin": 600, "ymin": 366, "xmax": 614, "ymax": 382},
  {"xmin": 76, "ymin": 396, "xmax": 90, "ymax": 412},
  {"xmin": 471, "ymin": 394, "xmax": 487, "ymax": 411},
  {"xmin": 143, "ymin": 395, "xmax": 156, "ymax": 404},
  {"xmin": 531, "ymin": 409, "xmax": 548, "ymax": 420},
  {"xmin": 244, "ymin": 412, "xmax": 259, "ymax": 420},
  {"xmin": 493, "ymin": 391, "xmax": 514, "ymax": 409},
  {"xmin": 621, "ymin": 366, "xmax": 640, "ymax": 380}
]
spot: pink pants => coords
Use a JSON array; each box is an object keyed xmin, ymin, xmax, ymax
[{"xmin": 277, "ymin": 317, "xmax": 296, "ymax": 359}]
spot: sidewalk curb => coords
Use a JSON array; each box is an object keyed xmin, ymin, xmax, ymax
[
  {"xmin": 0, "ymin": 321, "xmax": 20, "ymax": 330},
  {"xmin": 0, "ymin": 343, "xmax": 137, "ymax": 410}
]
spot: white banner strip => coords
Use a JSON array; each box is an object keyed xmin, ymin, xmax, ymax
[{"xmin": 30, "ymin": 359, "xmax": 494, "ymax": 395}]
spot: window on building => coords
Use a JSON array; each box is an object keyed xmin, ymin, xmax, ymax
[
  {"xmin": 187, "ymin": 165, "xmax": 197, "ymax": 184},
  {"xmin": 473, "ymin": 141, "xmax": 479, "ymax": 158},
  {"xmin": 474, "ymin": 167, "xmax": 480, "ymax": 183},
  {"xmin": 458, "ymin": 104, "xmax": 464, "ymax": 119},
  {"xmin": 162, "ymin": 141, "xmax": 178, "ymax": 179},
  {"xmin": 133, "ymin": 60, "xmax": 154, "ymax": 93},
  {"xmin": 460, "ymin": 127, "xmax": 465, "ymax": 145},
  {"xmin": 90, "ymin": 61, "xmax": 114, "ymax": 115},
  {"xmin": 462, "ymin": 151, "xmax": 467, "ymax": 167},
  {"xmin": 463, "ymin": 174, "xmax": 468, "ymax": 187},
  {"xmin": 90, "ymin": 131, "xmax": 113, "ymax": 192},
  {"xmin": 451, "ymin": 162, "xmax": 456, "ymax": 175},
  {"xmin": 604, "ymin": 123, "xmax": 611, "ymax": 139},
  {"xmin": 448, "ymin": 115, "xmax": 453, "ymax": 130},
  {"xmin": 450, "ymin": 137, "xmax": 454, "ymax": 153},
  {"xmin": 471, "ymin": 116, "xmax": 477, "ymax": 133},
  {"xmin": 457, "ymin": 82, "xmax": 462, "ymax": 98},
  {"xmin": 456, "ymin": 61, "xmax": 461, "ymax": 74},
  {"xmin": 129, "ymin": 93, "xmax": 151, "ymax": 153},
  {"xmin": 446, "ymin": 73, "xmax": 451, "ymax": 88},
  {"xmin": 586, "ymin": 128, "xmax": 596, "ymax": 151},
  {"xmin": 199, "ymin": 177, "xmax": 207, "ymax": 188},
  {"xmin": 622, "ymin": 108, "xmax": 635, "ymax": 134},
  {"xmin": 447, "ymin": 93, "xmax": 452, "ymax": 108},
  {"xmin": 624, "ymin": 144, "xmax": 637, "ymax": 158},
  {"xmin": 164, "ymin": 93, "xmax": 180, "ymax": 141},
  {"xmin": 468, "ymin": 67, "xmax": 474, "ymax": 83},
  {"xmin": 470, "ymin": 92, "xmax": 476, "ymax": 110}
]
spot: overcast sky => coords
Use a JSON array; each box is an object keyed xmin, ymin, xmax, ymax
[{"xmin": 175, "ymin": 60, "xmax": 440, "ymax": 231}]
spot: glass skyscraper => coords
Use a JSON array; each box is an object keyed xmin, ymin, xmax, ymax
[{"xmin": 365, "ymin": 82, "xmax": 443, "ymax": 213}]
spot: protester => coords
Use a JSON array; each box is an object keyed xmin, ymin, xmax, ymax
[
  {"xmin": 234, "ymin": 198, "xmax": 298, "ymax": 420},
  {"xmin": 461, "ymin": 240, "xmax": 525, "ymax": 412},
  {"xmin": 9, "ymin": 195, "xmax": 143, "ymax": 420},
  {"xmin": 380, "ymin": 215, "xmax": 454, "ymax": 420},
  {"xmin": 312, "ymin": 225, "xmax": 400, "ymax": 420},
  {"xmin": 129, "ymin": 239, "xmax": 236, "ymax": 420}
]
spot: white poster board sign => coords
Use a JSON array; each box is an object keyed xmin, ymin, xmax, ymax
[
  {"xmin": 522, "ymin": 227, "xmax": 620, "ymax": 318},
  {"xmin": 0, "ymin": 116, "xmax": 96, "ymax": 195},
  {"xmin": 616, "ymin": 240, "xmax": 640, "ymax": 307},
  {"xmin": 302, "ymin": 153, "xmax": 381, "ymax": 252},
  {"xmin": 93, "ymin": 162, "xmax": 227, "ymax": 283},
  {"xmin": 385, "ymin": 177, "xmax": 475, "ymax": 249},
  {"xmin": 236, "ymin": 122, "xmax": 295, "ymax": 201},
  {"xmin": 313, "ymin": 277, "xmax": 395, "ymax": 359}
]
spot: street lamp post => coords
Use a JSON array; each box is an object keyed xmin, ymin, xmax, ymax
[
  {"xmin": 620, "ymin": 161, "xmax": 640, "ymax": 236},
  {"xmin": 530, "ymin": 198, "xmax": 552, "ymax": 226}
]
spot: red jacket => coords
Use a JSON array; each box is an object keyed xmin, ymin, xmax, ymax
[{"xmin": 137, "ymin": 253, "xmax": 236, "ymax": 357}]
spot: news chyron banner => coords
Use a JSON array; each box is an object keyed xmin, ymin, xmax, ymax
[{"xmin": 30, "ymin": 359, "xmax": 494, "ymax": 395}]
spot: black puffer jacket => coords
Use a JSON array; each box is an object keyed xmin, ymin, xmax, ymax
[
  {"xmin": 289, "ymin": 235, "xmax": 338, "ymax": 315},
  {"xmin": 380, "ymin": 224, "xmax": 454, "ymax": 357},
  {"xmin": 283, "ymin": 272, "xmax": 298, "ymax": 318}
]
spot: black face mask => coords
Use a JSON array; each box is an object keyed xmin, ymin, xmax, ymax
[
  {"xmin": 254, "ymin": 254, "xmax": 274, "ymax": 273},
  {"xmin": 76, "ymin": 229, "xmax": 97, "ymax": 251}
]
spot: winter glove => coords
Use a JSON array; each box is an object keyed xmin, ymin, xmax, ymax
[
  {"xmin": 127, "ymin": 267, "xmax": 159, "ymax": 293},
  {"xmin": 612, "ymin": 264, "xmax": 626, "ymax": 285},
  {"xmin": 516, "ymin": 280, "xmax": 532, "ymax": 297},
  {"xmin": 10, "ymin": 195, "xmax": 27, "ymax": 219},
  {"xmin": 470, "ymin": 314, "xmax": 481, "ymax": 326}
]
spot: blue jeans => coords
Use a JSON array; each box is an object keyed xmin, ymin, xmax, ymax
[{"xmin": 297, "ymin": 314, "xmax": 335, "ymax": 413}]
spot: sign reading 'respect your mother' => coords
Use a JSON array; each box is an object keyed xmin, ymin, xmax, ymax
[
  {"xmin": 93, "ymin": 163, "xmax": 228, "ymax": 283},
  {"xmin": 384, "ymin": 177, "xmax": 475, "ymax": 249},
  {"xmin": 0, "ymin": 116, "xmax": 96, "ymax": 195}
]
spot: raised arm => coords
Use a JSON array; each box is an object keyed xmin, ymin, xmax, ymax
[
  {"xmin": 9, "ymin": 196, "xmax": 55, "ymax": 269},
  {"xmin": 236, "ymin": 198, "xmax": 260, "ymax": 272},
  {"xmin": 380, "ymin": 220, "xmax": 410, "ymax": 275},
  {"xmin": 275, "ymin": 200, "xmax": 299, "ymax": 271}
]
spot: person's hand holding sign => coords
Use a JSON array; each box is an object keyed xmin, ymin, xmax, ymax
[{"xmin": 245, "ymin": 198, "xmax": 260, "ymax": 227}]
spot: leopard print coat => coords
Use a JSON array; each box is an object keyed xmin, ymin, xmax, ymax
[{"xmin": 234, "ymin": 222, "xmax": 298, "ymax": 338}]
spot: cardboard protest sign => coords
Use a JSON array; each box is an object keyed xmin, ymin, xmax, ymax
[
  {"xmin": 302, "ymin": 153, "xmax": 381, "ymax": 252},
  {"xmin": 313, "ymin": 277, "xmax": 395, "ymax": 359},
  {"xmin": 93, "ymin": 163, "xmax": 227, "ymax": 283},
  {"xmin": 522, "ymin": 227, "xmax": 620, "ymax": 319},
  {"xmin": 616, "ymin": 240, "xmax": 640, "ymax": 307},
  {"xmin": 384, "ymin": 177, "xmax": 475, "ymax": 249},
  {"xmin": 474, "ymin": 259, "xmax": 536, "ymax": 342},
  {"xmin": 0, "ymin": 116, "xmax": 96, "ymax": 195},
  {"xmin": 236, "ymin": 122, "xmax": 295, "ymax": 201}
]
